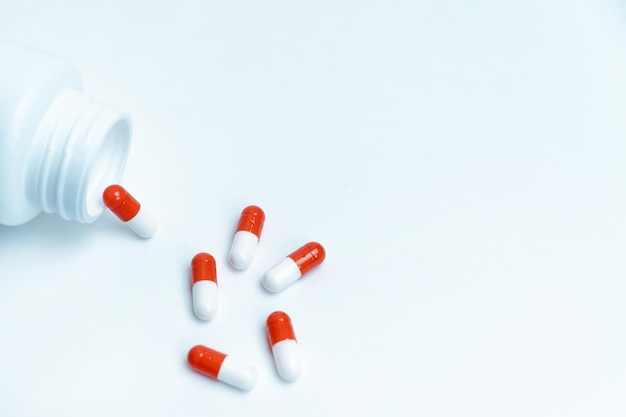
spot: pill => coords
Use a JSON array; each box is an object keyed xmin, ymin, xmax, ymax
[
  {"xmin": 187, "ymin": 345, "xmax": 257, "ymax": 390},
  {"xmin": 102, "ymin": 184, "xmax": 157, "ymax": 238},
  {"xmin": 191, "ymin": 253, "xmax": 218, "ymax": 320},
  {"xmin": 266, "ymin": 311, "xmax": 302, "ymax": 381},
  {"xmin": 262, "ymin": 242, "xmax": 326, "ymax": 292},
  {"xmin": 229, "ymin": 205, "xmax": 265, "ymax": 270}
]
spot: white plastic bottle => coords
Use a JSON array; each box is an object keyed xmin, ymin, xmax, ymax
[{"xmin": 0, "ymin": 37, "xmax": 131, "ymax": 226}]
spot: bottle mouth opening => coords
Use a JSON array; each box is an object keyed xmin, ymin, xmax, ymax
[
  {"xmin": 31, "ymin": 89, "xmax": 132, "ymax": 223},
  {"xmin": 84, "ymin": 118, "xmax": 131, "ymax": 221}
]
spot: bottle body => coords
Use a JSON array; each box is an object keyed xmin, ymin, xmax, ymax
[{"xmin": 0, "ymin": 37, "xmax": 131, "ymax": 225}]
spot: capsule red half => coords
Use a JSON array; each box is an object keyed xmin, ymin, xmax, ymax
[
  {"xmin": 229, "ymin": 205, "xmax": 265, "ymax": 270},
  {"xmin": 267, "ymin": 311, "xmax": 297, "ymax": 345},
  {"xmin": 288, "ymin": 242, "xmax": 326, "ymax": 275},
  {"xmin": 187, "ymin": 345, "xmax": 257, "ymax": 390},
  {"xmin": 102, "ymin": 184, "xmax": 157, "ymax": 238},
  {"xmin": 266, "ymin": 311, "xmax": 302, "ymax": 382},
  {"xmin": 191, "ymin": 253, "xmax": 218, "ymax": 320},
  {"xmin": 102, "ymin": 184, "xmax": 139, "ymax": 221},
  {"xmin": 236, "ymin": 205, "xmax": 265, "ymax": 237},
  {"xmin": 262, "ymin": 242, "xmax": 326, "ymax": 292}
]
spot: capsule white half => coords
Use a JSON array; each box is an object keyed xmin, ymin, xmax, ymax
[
  {"xmin": 192, "ymin": 280, "xmax": 218, "ymax": 320},
  {"xmin": 218, "ymin": 356, "xmax": 258, "ymax": 390},
  {"xmin": 271, "ymin": 339, "xmax": 302, "ymax": 381},
  {"xmin": 126, "ymin": 207, "xmax": 157, "ymax": 238},
  {"xmin": 229, "ymin": 230, "xmax": 259, "ymax": 270},
  {"xmin": 263, "ymin": 257, "xmax": 301, "ymax": 292}
]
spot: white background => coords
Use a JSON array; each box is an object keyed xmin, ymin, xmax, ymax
[{"xmin": 1, "ymin": 0, "xmax": 626, "ymax": 416}]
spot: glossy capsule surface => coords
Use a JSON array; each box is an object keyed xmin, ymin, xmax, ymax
[
  {"xmin": 262, "ymin": 242, "xmax": 326, "ymax": 292},
  {"xmin": 267, "ymin": 311, "xmax": 302, "ymax": 381},
  {"xmin": 102, "ymin": 184, "xmax": 157, "ymax": 238},
  {"xmin": 191, "ymin": 253, "xmax": 218, "ymax": 320},
  {"xmin": 229, "ymin": 205, "xmax": 265, "ymax": 270},
  {"xmin": 187, "ymin": 345, "xmax": 257, "ymax": 390}
]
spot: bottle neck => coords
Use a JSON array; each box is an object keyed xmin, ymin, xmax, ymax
[{"xmin": 29, "ymin": 89, "xmax": 131, "ymax": 223}]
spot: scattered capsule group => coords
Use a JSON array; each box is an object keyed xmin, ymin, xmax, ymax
[{"xmin": 101, "ymin": 195, "xmax": 327, "ymax": 390}]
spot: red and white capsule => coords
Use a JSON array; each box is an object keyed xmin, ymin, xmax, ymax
[
  {"xmin": 262, "ymin": 242, "xmax": 326, "ymax": 292},
  {"xmin": 229, "ymin": 205, "xmax": 265, "ymax": 270},
  {"xmin": 191, "ymin": 253, "xmax": 218, "ymax": 320},
  {"xmin": 267, "ymin": 311, "xmax": 302, "ymax": 381},
  {"xmin": 187, "ymin": 345, "xmax": 257, "ymax": 390},
  {"xmin": 102, "ymin": 184, "xmax": 157, "ymax": 238}
]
